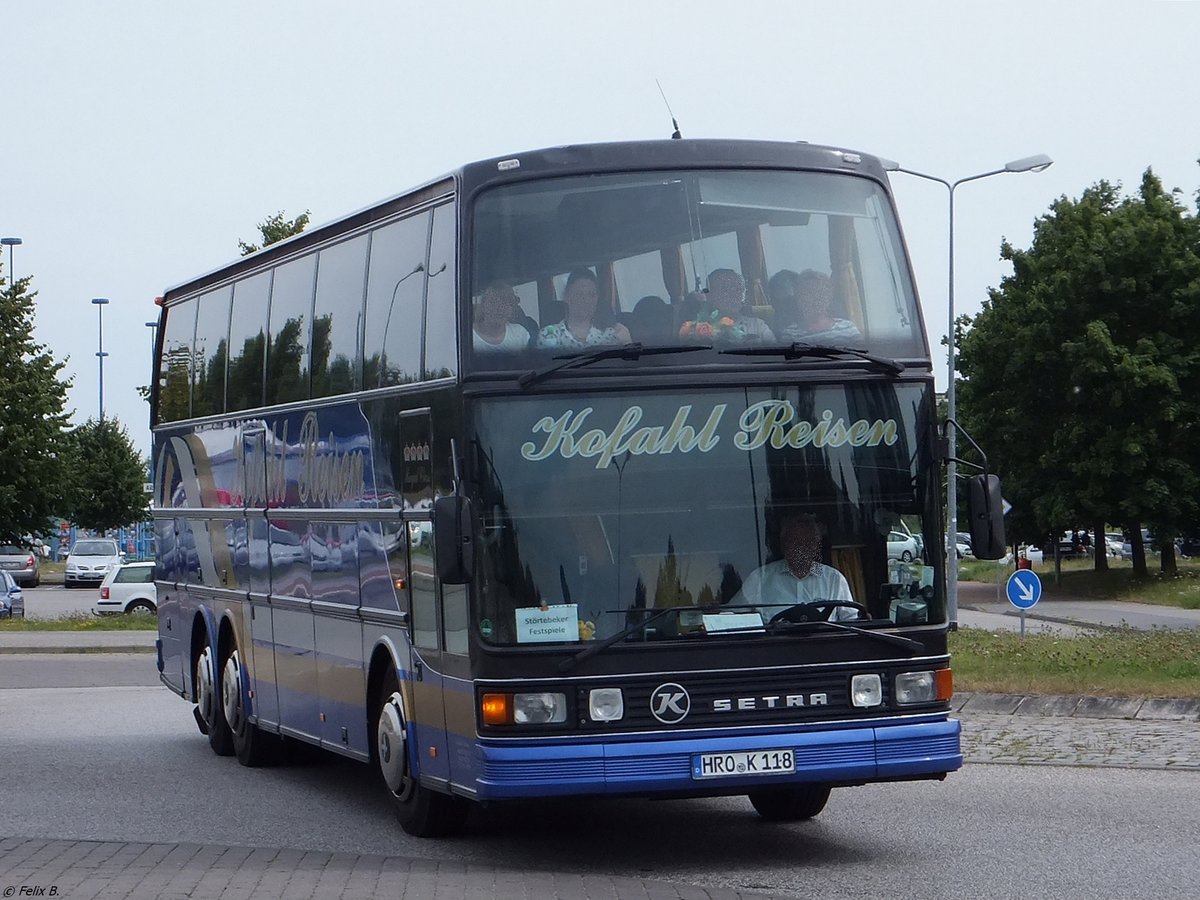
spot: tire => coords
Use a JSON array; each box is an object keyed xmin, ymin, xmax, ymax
[
  {"xmin": 374, "ymin": 669, "xmax": 468, "ymax": 837},
  {"xmin": 901, "ymin": 550, "xmax": 913, "ymax": 562},
  {"xmin": 126, "ymin": 599, "xmax": 156, "ymax": 616},
  {"xmin": 196, "ymin": 641, "xmax": 234, "ymax": 756},
  {"xmin": 221, "ymin": 645, "xmax": 278, "ymax": 767},
  {"xmin": 748, "ymin": 783, "xmax": 832, "ymax": 821}
]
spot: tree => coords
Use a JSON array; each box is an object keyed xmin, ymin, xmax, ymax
[
  {"xmin": 65, "ymin": 418, "xmax": 149, "ymax": 533},
  {"xmin": 957, "ymin": 171, "xmax": 1200, "ymax": 578},
  {"xmin": 238, "ymin": 210, "xmax": 311, "ymax": 256},
  {"xmin": 0, "ymin": 270, "xmax": 74, "ymax": 544}
]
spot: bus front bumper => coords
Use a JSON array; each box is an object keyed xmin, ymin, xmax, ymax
[{"xmin": 473, "ymin": 717, "xmax": 961, "ymax": 800}]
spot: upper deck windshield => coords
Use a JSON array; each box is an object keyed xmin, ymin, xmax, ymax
[
  {"xmin": 469, "ymin": 168, "xmax": 923, "ymax": 369},
  {"xmin": 470, "ymin": 383, "xmax": 943, "ymax": 648}
]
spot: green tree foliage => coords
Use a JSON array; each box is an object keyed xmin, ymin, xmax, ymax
[
  {"xmin": 0, "ymin": 272, "xmax": 74, "ymax": 544},
  {"xmin": 66, "ymin": 418, "xmax": 149, "ymax": 533},
  {"xmin": 238, "ymin": 210, "xmax": 311, "ymax": 256},
  {"xmin": 957, "ymin": 171, "xmax": 1200, "ymax": 578}
]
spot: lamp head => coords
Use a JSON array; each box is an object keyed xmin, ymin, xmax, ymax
[
  {"xmin": 91, "ymin": 297, "xmax": 110, "ymax": 306},
  {"xmin": 1005, "ymin": 154, "xmax": 1053, "ymax": 174},
  {"xmin": 0, "ymin": 237, "xmax": 22, "ymax": 247}
]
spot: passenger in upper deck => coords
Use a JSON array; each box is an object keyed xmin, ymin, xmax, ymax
[
  {"xmin": 473, "ymin": 282, "xmax": 532, "ymax": 352},
  {"xmin": 679, "ymin": 268, "xmax": 774, "ymax": 343},
  {"xmin": 731, "ymin": 512, "xmax": 861, "ymax": 622},
  {"xmin": 536, "ymin": 268, "xmax": 631, "ymax": 350},
  {"xmin": 778, "ymin": 269, "xmax": 862, "ymax": 346}
]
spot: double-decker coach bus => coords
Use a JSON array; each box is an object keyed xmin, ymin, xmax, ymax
[{"xmin": 150, "ymin": 139, "xmax": 1005, "ymax": 837}]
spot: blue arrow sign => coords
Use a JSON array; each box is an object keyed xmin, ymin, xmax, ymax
[{"xmin": 1006, "ymin": 569, "xmax": 1042, "ymax": 610}]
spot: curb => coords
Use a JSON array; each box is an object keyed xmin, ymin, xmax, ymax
[
  {"xmin": 953, "ymin": 691, "xmax": 1200, "ymax": 721},
  {"xmin": 0, "ymin": 644, "xmax": 155, "ymax": 655}
]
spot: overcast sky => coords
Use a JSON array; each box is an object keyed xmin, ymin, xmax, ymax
[{"xmin": 5, "ymin": 1, "xmax": 1199, "ymax": 455}]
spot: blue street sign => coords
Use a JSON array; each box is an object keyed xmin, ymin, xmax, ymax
[{"xmin": 1006, "ymin": 569, "xmax": 1042, "ymax": 610}]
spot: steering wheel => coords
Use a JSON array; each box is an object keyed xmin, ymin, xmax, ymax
[{"xmin": 768, "ymin": 600, "xmax": 869, "ymax": 625}]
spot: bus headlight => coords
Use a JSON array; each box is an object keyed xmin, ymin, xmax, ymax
[
  {"xmin": 851, "ymin": 673, "xmax": 883, "ymax": 708},
  {"xmin": 588, "ymin": 688, "xmax": 624, "ymax": 722},
  {"xmin": 895, "ymin": 671, "xmax": 936, "ymax": 705},
  {"xmin": 513, "ymin": 692, "xmax": 567, "ymax": 724},
  {"xmin": 894, "ymin": 668, "xmax": 954, "ymax": 705}
]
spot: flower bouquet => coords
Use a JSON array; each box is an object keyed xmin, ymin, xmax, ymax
[{"xmin": 678, "ymin": 310, "xmax": 747, "ymax": 341}]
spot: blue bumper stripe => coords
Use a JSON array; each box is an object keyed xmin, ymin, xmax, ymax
[{"xmin": 474, "ymin": 718, "xmax": 961, "ymax": 799}]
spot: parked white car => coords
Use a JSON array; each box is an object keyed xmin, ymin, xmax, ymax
[
  {"xmin": 94, "ymin": 561, "xmax": 157, "ymax": 615},
  {"xmin": 65, "ymin": 538, "xmax": 123, "ymax": 588},
  {"xmin": 887, "ymin": 530, "xmax": 920, "ymax": 562}
]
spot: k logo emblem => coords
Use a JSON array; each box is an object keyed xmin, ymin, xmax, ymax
[{"xmin": 649, "ymin": 682, "xmax": 691, "ymax": 724}]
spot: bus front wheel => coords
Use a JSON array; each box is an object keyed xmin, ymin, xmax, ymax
[
  {"xmin": 374, "ymin": 670, "xmax": 468, "ymax": 838},
  {"xmin": 748, "ymin": 784, "xmax": 831, "ymax": 821}
]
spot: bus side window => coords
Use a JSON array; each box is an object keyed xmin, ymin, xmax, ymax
[
  {"xmin": 265, "ymin": 255, "xmax": 317, "ymax": 406},
  {"xmin": 312, "ymin": 235, "xmax": 369, "ymax": 398},
  {"xmin": 364, "ymin": 212, "xmax": 430, "ymax": 388},
  {"xmin": 227, "ymin": 270, "xmax": 271, "ymax": 412},
  {"xmin": 423, "ymin": 202, "xmax": 458, "ymax": 380}
]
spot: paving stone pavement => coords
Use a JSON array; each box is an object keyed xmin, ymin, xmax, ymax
[{"xmin": 0, "ymin": 838, "xmax": 789, "ymax": 900}]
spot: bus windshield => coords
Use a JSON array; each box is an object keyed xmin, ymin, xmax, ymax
[
  {"xmin": 469, "ymin": 169, "xmax": 923, "ymax": 367},
  {"xmin": 470, "ymin": 382, "xmax": 942, "ymax": 647}
]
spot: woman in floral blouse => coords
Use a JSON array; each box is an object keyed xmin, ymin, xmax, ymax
[{"xmin": 536, "ymin": 268, "xmax": 631, "ymax": 350}]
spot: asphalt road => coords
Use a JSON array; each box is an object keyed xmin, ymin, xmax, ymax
[
  {"xmin": 17, "ymin": 583, "xmax": 104, "ymax": 620},
  {"xmin": 1, "ymin": 655, "xmax": 1198, "ymax": 899}
]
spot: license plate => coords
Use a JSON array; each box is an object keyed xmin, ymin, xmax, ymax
[{"xmin": 692, "ymin": 748, "xmax": 794, "ymax": 779}]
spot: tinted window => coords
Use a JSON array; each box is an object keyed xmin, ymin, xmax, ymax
[
  {"xmin": 192, "ymin": 286, "xmax": 232, "ymax": 417},
  {"xmin": 363, "ymin": 212, "xmax": 430, "ymax": 388},
  {"xmin": 423, "ymin": 203, "xmax": 458, "ymax": 380},
  {"xmin": 227, "ymin": 271, "xmax": 271, "ymax": 411},
  {"xmin": 266, "ymin": 255, "xmax": 317, "ymax": 405},
  {"xmin": 158, "ymin": 300, "xmax": 196, "ymax": 422},
  {"xmin": 115, "ymin": 566, "xmax": 155, "ymax": 584},
  {"xmin": 312, "ymin": 235, "xmax": 369, "ymax": 398}
]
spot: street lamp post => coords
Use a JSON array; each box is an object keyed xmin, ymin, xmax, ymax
[
  {"xmin": 1, "ymin": 237, "xmax": 22, "ymax": 289},
  {"xmin": 883, "ymin": 154, "xmax": 1052, "ymax": 626},
  {"xmin": 145, "ymin": 320, "xmax": 159, "ymax": 375},
  {"xmin": 92, "ymin": 297, "xmax": 111, "ymax": 420}
]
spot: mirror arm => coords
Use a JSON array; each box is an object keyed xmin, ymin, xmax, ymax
[{"xmin": 942, "ymin": 418, "xmax": 990, "ymax": 475}]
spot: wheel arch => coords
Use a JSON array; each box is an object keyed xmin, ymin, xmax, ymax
[{"xmin": 366, "ymin": 637, "xmax": 407, "ymax": 758}]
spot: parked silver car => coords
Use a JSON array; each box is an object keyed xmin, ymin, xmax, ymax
[
  {"xmin": 64, "ymin": 538, "xmax": 123, "ymax": 588},
  {"xmin": 0, "ymin": 543, "xmax": 40, "ymax": 587}
]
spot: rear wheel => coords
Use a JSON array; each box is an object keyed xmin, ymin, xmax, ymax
[
  {"xmin": 222, "ymin": 645, "xmax": 278, "ymax": 767},
  {"xmin": 126, "ymin": 599, "xmax": 156, "ymax": 616},
  {"xmin": 748, "ymin": 783, "xmax": 832, "ymax": 821},
  {"xmin": 196, "ymin": 641, "xmax": 233, "ymax": 756},
  {"xmin": 374, "ymin": 669, "xmax": 468, "ymax": 837}
]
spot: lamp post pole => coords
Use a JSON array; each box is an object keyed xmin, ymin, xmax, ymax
[
  {"xmin": 145, "ymin": 320, "xmax": 159, "ymax": 378},
  {"xmin": 92, "ymin": 298, "xmax": 111, "ymax": 421},
  {"xmin": 1, "ymin": 237, "xmax": 22, "ymax": 289},
  {"xmin": 884, "ymin": 154, "xmax": 1052, "ymax": 626}
]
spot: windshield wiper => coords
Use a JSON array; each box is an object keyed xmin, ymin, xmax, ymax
[
  {"xmin": 719, "ymin": 342, "xmax": 905, "ymax": 375},
  {"xmin": 519, "ymin": 343, "xmax": 711, "ymax": 389},
  {"xmin": 765, "ymin": 617, "xmax": 924, "ymax": 654},
  {"xmin": 559, "ymin": 605, "xmax": 700, "ymax": 673}
]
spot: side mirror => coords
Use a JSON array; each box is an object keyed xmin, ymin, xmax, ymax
[
  {"xmin": 967, "ymin": 473, "xmax": 1006, "ymax": 559},
  {"xmin": 433, "ymin": 495, "xmax": 475, "ymax": 584}
]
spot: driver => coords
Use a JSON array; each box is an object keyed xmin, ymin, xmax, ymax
[{"xmin": 731, "ymin": 513, "xmax": 859, "ymax": 622}]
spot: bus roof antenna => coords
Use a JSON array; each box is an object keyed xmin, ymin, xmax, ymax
[{"xmin": 656, "ymin": 79, "xmax": 683, "ymax": 139}]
